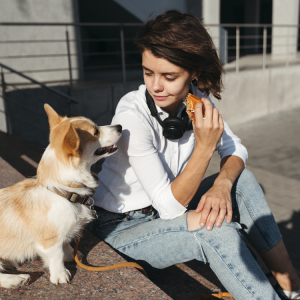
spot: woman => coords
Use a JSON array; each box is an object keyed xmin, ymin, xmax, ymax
[{"xmin": 92, "ymin": 10, "xmax": 300, "ymax": 300}]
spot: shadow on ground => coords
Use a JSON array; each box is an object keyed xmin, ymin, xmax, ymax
[
  {"xmin": 277, "ymin": 210, "xmax": 300, "ymax": 270},
  {"xmin": 147, "ymin": 261, "xmax": 229, "ymax": 300},
  {"xmin": 0, "ymin": 131, "xmax": 43, "ymax": 178}
]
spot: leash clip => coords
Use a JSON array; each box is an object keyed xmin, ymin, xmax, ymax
[
  {"xmin": 86, "ymin": 196, "xmax": 94, "ymax": 208},
  {"xmin": 86, "ymin": 197, "xmax": 98, "ymax": 218}
]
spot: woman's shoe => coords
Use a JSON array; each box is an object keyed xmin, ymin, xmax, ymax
[{"xmin": 274, "ymin": 283, "xmax": 300, "ymax": 299}]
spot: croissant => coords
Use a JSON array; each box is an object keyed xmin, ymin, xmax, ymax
[{"xmin": 183, "ymin": 93, "xmax": 205, "ymax": 121}]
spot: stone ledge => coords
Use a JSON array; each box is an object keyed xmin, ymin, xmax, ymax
[{"xmin": 0, "ymin": 230, "xmax": 171, "ymax": 300}]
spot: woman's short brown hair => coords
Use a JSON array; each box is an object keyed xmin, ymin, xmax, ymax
[{"xmin": 135, "ymin": 10, "xmax": 224, "ymax": 100}]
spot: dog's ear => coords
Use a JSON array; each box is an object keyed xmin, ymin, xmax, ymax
[
  {"xmin": 44, "ymin": 104, "xmax": 62, "ymax": 131},
  {"xmin": 63, "ymin": 123, "xmax": 81, "ymax": 167}
]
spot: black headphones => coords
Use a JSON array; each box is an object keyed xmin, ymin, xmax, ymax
[{"xmin": 145, "ymin": 88, "xmax": 193, "ymax": 140}]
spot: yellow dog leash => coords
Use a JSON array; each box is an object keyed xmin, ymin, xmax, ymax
[
  {"xmin": 191, "ymin": 291, "xmax": 232, "ymax": 299},
  {"xmin": 74, "ymin": 236, "xmax": 148, "ymax": 277}
]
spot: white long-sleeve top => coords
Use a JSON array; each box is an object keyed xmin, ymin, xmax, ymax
[{"xmin": 93, "ymin": 84, "xmax": 248, "ymax": 219}]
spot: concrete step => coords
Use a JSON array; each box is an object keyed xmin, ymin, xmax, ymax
[{"xmin": 1, "ymin": 230, "xmax": 171, "ymax": 300}]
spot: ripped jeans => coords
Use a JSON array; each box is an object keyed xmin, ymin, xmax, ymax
[{"xmin": 93, "ymin": 169, "xmax": 282, "ymax": 300}]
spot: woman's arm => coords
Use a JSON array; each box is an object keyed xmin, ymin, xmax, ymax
[
  {"xmin": 171, "ymin": 98, "xmax": 224, "ymax": 206},
  {"xmin": 220, "ymin": 155, "xmax": 245, "ymax": 182},
  {"xmin": 170, "ymin": 142, "xmax": 213, "ymax": 207},
  {"xmin": 171, "ymin": 97, "xmax": 247, "ymax": 230}
]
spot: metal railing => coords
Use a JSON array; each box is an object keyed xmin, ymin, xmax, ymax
[
  {"xmin": 0, "ymin": 22, "xmax": 143, "ymax": 87},
  {"xmin": 0, "ymin": 62, "xmax": 78, "ymax": 136},
  {"xmin": 0, "ymin": 22, "xmax": 300, "ymax": 85},
  {"xmin": 207, "ymin": 23, "xmax": 300, "ymax": 73}
]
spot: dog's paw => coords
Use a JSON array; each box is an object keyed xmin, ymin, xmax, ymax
[
  {"xmin": 0, "ymin": 274, "xmax": 31, "ymax": 289},
  {"xmin": 18, "ymin": 274, "xmax": 31, "ymax": 287},
  {"xmin": 50, "ymin": 269, "xmax": 71, "ymax": 285}
]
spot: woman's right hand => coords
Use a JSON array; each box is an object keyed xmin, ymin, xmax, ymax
[{"xmin": 192, "ymin": 98, "xmax": 224, "ymax": 156}]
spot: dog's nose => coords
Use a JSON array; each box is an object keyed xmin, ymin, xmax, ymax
[{"xmin": 116, "ymin": 125, "xmax": 122, "ymax": 133}]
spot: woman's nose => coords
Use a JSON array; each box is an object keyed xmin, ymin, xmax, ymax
[{"xmin": 152, "ymin": 79, "xmax": 163, "ymax": 93}]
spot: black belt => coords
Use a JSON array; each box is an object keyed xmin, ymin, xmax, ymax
[{"xmin": 94, "ymin": 205, "xmax": 153, "ymax": 214}]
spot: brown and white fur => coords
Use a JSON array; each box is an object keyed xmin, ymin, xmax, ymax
[{"xmin": 0, "ymin": 104, "xmax": 122, "ymax": 288}]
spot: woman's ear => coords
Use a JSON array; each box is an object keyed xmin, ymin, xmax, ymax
[{"xmin": 44, "ymin": 104, "xmax": 62, "ymax": 131}]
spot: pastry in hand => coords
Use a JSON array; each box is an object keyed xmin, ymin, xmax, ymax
[{"xmin": 183, "ymin": 93, "xmax": 205, "ymax": 121}]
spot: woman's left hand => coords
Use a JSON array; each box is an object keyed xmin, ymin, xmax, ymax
[{"xmin": 195, "ymin": 179, "xmax": 233, "ymax": 230}]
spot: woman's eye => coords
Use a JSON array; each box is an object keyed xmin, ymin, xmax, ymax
[
  {"xmin": 144, "ymin": 72, "xmax": 152, "ymax": 76},
  {"xmin": 94, "ymin": 128, "xmax": 99, "ymax": 136},
  {"xmin": 166, "ymin": 77, "xmax": 175, "ymax": 81}
]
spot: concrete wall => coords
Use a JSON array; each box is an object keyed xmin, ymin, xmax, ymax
[
  {"xmin": 0, "ymin": 0, "xmax": 79, "ymax": 84},
  {"xmin": 202, "ymin": 0, "xmax": 220, "ymax": 52},
  {"xmin": 272, "ymin": 0, "xmax": 300, "ymax": 60},
  {"xmin": 212, "ymin": 65, "xmax": 300, "ymax": 126}
]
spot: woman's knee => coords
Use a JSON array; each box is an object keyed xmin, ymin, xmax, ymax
[
  {"xmin": 187, "ymin": 210, "xmax": 241, "ymax": 233},
  {"xmin": 234, "ymin": 168, "xmax": 263, "ymax": 196},
  {"xmin": 238, "ymin": 168, "xmax": 257, "ymax": 183},
  {"xmin": 187, "ymin": 210, "xmax": 203, "ymax": 231}
]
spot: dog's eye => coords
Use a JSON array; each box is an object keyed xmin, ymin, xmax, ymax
[{"xmin": 94, "ymin": 128, "xmax": 99, "ymax": 136}]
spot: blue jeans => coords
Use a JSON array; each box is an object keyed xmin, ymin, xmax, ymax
[{"xmin": 93, "ymin": 169, "xmax": 282, "ymax": 300}]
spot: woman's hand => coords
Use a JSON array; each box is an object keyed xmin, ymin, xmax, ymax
[
  {"xmin": 193, "ymin": 98, "xmax": 224, "ymax": 156},
  {"xmin": 195, "ymin": 178, "xmax": 233, "ymax": 230}
]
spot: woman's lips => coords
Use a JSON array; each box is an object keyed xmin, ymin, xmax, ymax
[{"xmin": 153, "ymin": 95, "xmax": 169, "ymax": 101}]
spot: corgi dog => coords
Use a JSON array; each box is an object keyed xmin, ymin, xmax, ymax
[{"xmin": 0, "ymin": 104, "xmax": 122, "ymax": 288}]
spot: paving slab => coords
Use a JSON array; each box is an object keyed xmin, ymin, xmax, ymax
[{"xmin": 232, "ymin": 107, "xmax": 300, "ymax": 181}]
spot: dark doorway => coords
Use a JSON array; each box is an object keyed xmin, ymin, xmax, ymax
[
  {"xmin": 77, "ymin": 0, "xmax": 143, "ymax": 83},
  {"xmin": 221, "ymin": 0, "xmax": 272, "ymax": 62}
]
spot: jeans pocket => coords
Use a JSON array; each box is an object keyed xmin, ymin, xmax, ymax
[
  {"xmin": 93, "ymin": 211, "xmax": 128, "ymax": 239},
  {"xmin": 93, "ymin": 210, "xmax": 159, "ymax": 242}
]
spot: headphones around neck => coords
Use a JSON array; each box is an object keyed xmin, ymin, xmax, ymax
[{"xmin": 145, "ymin": 88, "xmax": 193, "ymax": 140}]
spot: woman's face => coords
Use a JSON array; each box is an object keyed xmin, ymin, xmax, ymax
[{"xmin": 142, "ymin": 49, "xmax": 195, "ymax": 116}]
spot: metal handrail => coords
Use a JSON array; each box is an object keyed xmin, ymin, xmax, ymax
[
  {"xmin": 1, "ymin": 22, "xmax": 300, "ymax": 28},
  {"xmin": 0, "ymin": 22, "xmax": 299, "ymax": 80},
  {"xmin": 0, "ymin": 62, "xmax": 79, "ymax": 136},
  {"xmin": 208, "ymin": 23, "xmax": 300, "ymax": 28},
  {"xmin": 0, "ymin": 22, "xmax": 143, "ymax": 27},
  {"xmin": 0, "ymin": 37, "xmax": 134, "ymax": 44},
  {"xmin": 0, "ymin": 62, "xmax": 77, "ymax": 104}
]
